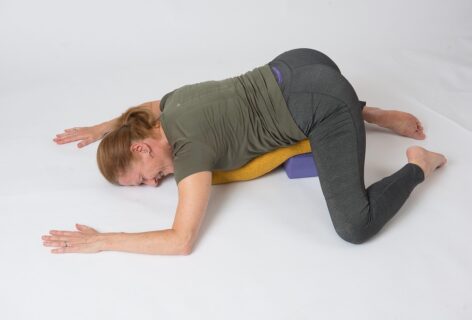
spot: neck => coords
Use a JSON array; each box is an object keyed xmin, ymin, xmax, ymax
[
  {"xmin": 153, "ymin": 125, "xmax": 174, "ymax": 174},
  {"xmin": 154, "ymin": 125, "xmax": 171, "ymax": 151}
]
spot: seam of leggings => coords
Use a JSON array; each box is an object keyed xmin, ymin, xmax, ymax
[
  {"xmin": 305, "ymin": 90, "xmax": 367, "ymax": 199},
  {"xmin": 338, "ymin": 101, "xmax": 367, "ymax": 199}
]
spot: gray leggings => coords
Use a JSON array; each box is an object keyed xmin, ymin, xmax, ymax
[{"xmin": 269, "ymin": 48, "xmax": 425, "ymax": 244}]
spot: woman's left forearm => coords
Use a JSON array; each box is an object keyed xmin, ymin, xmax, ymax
[
  {"xmin": 101, "ymin": 229, "xmax": 191, "ymax": 255},
  {"xmin": 43, "ymin": 172, "xmax": 211, "ymax": 256},
  {"xmin": 43, "ymin": 225, "xmax": 191, "ymax": 255}
]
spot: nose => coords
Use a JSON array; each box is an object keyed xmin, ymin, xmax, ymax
[{"xmin": 143, "ymin": 177, "xmax": 157, "ymax": 186}]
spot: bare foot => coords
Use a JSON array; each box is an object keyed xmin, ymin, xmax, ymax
[
  {"xmin": 366, "ymin": 108, "xmax": 426, "ymax": 140},
  {"xmin": 406, "ymin": 146, "xmax": 447, "ymax": 179}
]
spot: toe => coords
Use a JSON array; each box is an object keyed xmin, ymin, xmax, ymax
[
  {"xmin": 414, "ymin": 133, "xmax": 426, "ymax": 140},
  {"xmin": 410, "ymin": 128, "xmax": 426, "ymax": 140}
]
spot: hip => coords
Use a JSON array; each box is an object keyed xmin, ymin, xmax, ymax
[{"xmin": 269, "ymin": 48, "xmax": 365, "ymax": 136}]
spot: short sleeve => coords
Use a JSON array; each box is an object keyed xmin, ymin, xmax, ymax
[
  {"xmin": 172, "ymin": 140, "xmax": 216, "ymax": 185},
  {"xmin": 160, "ymin": 90, "xmax": 176, "ymax": 111}
]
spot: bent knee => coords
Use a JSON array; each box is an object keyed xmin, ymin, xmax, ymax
[{"xmin": 334, "ymin": 225, "xmax": 371, "ymax": 245}]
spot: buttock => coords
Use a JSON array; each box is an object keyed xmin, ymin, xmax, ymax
[
  {"xmin": 270, "ymin": 48, "xmax": 341, "ymax": 73},
  {"xmin": 270, "ymin": 60, "xmax": 365, "ymax": 137}
]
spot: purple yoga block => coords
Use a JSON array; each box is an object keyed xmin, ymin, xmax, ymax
[{"xmin": 283, "ymin": 153, "xmax": 318, "ymax": 179}]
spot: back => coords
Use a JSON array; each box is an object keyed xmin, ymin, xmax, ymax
[{"xmin": 160, "ymin": 64, "xmax": 306, "ymax": 184}]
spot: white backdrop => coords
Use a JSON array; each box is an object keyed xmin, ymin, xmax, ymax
[{"xmin": 1, "ymin": 1, "xmax": 471, "ymax": 319}]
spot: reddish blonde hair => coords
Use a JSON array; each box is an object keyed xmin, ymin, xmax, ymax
[{"xmin": 97, "ymin": 106, "xmax": 160, "ymax": 185}]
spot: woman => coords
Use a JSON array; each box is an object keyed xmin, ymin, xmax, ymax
[{"xmin": 43, "ymin": 48, "xmax": 447, "ymax": 255}]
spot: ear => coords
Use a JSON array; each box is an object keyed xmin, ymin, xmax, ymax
[{"xmin": 130, "ymin": 141, "xmax": 151, "ymax": 155}]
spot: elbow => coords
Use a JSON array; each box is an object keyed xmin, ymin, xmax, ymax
[
  {"xmin": 174, "ymin": 231, "xmax": 195, "ymax": 255},
  {"xmin": 179, "ymin": 243, "xmax": 193, "ymax": 255},
  {"xmin": 176, "ymin": 238, "xmax": 194, "ymax": 255}
]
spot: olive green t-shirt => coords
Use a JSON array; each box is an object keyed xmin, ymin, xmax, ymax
[{"xmin": 160, "ymin": 64, "xmax": 306, "ymax": 184}]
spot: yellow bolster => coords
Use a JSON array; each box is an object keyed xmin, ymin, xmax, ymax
[{"xmin": 212, "ymin": 139, "xmax": 311, "ymax": 185}]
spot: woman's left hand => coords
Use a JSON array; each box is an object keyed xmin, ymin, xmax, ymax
[{"xmin": 42, "ymin": 224, "xmax": 106, "ymax": 254}]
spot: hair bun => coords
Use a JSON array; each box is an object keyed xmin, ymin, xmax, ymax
[{"xmin": 120, "ymin": 107, "xmax": 155, "ymax": 130}]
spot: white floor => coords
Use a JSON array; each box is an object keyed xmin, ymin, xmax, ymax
[{"xmin": 1, "ymin": 1, "xmax": 471, "ymax": 319}]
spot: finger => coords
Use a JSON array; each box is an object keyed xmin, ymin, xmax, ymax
[
  {"xmin": 55, "ymin": 128, "xmax": 88, "ymax": 141},
  {"xmin": 49, "ymin": 230, "xmax": 82, "ymax": 236},
  {"xmin": 54, "ymin": 134, "xmax": 86, "ymax": 143},
  {"xmin": 53, "ymin": 137, "xmax": 82, "ymax": 144},
  {"xmin": 78, "ymin": 138, "xmax": 94, "ymax": 148},
  {"xmin": 51, "ymin": 243, "xmax": 90, "ymax": 254},
  {"xmin": 42, "ymin": 235, "xmax": 82, "ymax": 242},
  {"xmin": 56, "ymin": 130, "xmax": 82, "ymax": 138},
  {"xmin": 43, "ymin": 234, "xmax": 83, "ymax": 242},
  {"xmin": 43, "ymin": 240, "xmax": 82, "ymax": 247},
  {"xmin": 55, "ymin": 131, "xmax": 86, "ymax": 140},
  {"xmin": 59, "ymin": 131, "xmax": 89, "ymax": 140},
  {"xmin": 55, "ymin": 133, "xmax": 70, "ymax": 139},
  {"xmin": 56, "ymin": 131, "xmax": 77, "ymax": 137}
]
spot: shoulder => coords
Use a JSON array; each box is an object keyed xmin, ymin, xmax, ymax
[{"xmin": 172, "ymin": 140, "xmax": 216, "ymax": 185}]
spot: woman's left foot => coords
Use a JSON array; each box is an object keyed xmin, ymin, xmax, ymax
[{"xmin": 376, "ymin": 110, "xmax": 426, "ymax": 140}]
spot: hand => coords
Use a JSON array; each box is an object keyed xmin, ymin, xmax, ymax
[
  {"xmin": 53, "ymin": 125, "xmax": 109, "ymax": 148},
  {"xmin": 42, "ymin": 224, "xmax": 106, "ymax": 254}
]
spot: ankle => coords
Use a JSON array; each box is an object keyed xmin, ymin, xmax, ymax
[
  {"xmin": 408, "ymin": 160, "xmax": 428, "ymax": 179},
  {"xmin": 362, "ymin": 106, "xmax": 384, "ymax": 125}
]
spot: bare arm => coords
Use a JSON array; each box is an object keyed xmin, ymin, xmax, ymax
[
  {"xmin": 42, "ymin": 171, "xmax": 213, "ymax": 255},
  {"xmin": 53, "ymin": 100, "xmax": 162, "ymax": 148}
]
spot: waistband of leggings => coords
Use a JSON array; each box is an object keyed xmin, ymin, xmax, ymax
[
  {"xmin": 270, "ymin": 65, "xmax": 283, "ymax": 86},
  {"xmin": 269, "ymin": 59, "xmax": 292, "ymax": 90}
]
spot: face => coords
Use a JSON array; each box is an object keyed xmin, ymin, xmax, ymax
[{"xmin": 117, "ymin": 137, "xmax": 174, "ymax": 187}]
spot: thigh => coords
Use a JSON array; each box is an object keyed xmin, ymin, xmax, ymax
[
  {"xmin": 287, "ymin": 64, "xmax": 369, "ymax": 222},
  {"xmin": 308, "ymin": 102, "xmax": 369, "ymax": 236}
]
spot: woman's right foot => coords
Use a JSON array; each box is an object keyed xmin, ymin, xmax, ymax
[
  {"xmin": 406, "ymin": 146, "xmax": 447, "ymax": 179},
  {"xmin": 363, "ymin": 107, "xmax": 426, "ymax": 140}
]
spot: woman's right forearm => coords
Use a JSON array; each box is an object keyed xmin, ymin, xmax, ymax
[
  {"xmin": 96, "ymin": 117, "xmax": 120, "ymax": 135},
  {"xmin": 54, "ymin": 100, "xmax": 161, "ymax": 147},
  {"xmin": 97, "ymin": 118, "xmax": 119, "ymax": 134}
]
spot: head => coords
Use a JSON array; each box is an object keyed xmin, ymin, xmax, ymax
[{"xmin": 97, "ymin": 106, "xmax": 174, "ymax": 187}]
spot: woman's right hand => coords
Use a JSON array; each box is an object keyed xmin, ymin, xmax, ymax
[{"xmin": 53, "ymin": 125, "xmax": 109, "ymax": 148}]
